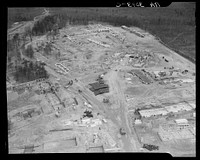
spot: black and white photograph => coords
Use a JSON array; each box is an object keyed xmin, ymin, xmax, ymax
[{"xmin": 7, "ymin": 3, "xmax": 196, "ymax": 156}]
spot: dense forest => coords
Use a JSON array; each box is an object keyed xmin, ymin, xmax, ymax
[
  {"xmin": 13, "ymin": 59, "xmax": 49, "ymax": 83},
  {"xmin": 8, "ymin": 3, "xmax": 196, "ymax": 63},
  {"xmin": 8, "ymin": 8, "xmax": 44, "ymax": 28},
  {"xmin": 31, "ymin": 13, "xmax": 142, "ymax": 36}
]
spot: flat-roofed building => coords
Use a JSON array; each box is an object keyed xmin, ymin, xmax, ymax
[
  {"xmin": 174, "ymin": 119, "xmax": 189, "ymax": 126},
  {"xmin": 158, "ymin": 123, "xmax": 195, "ymax": 141},
  {"xmin": 139, "ymin": 108, "xmax": 168, "ymax": 118},
  {"xmin": 134, "ymin": 119, "xmax": 142, "ymax": 125},
  {"xmin": 181, "ymin": 79, "xmax": 194, "ymax": 83}
]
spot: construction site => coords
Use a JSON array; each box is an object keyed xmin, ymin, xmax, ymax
[{"xmin": 7, "ymin": 8, "xmax": 195, "ymax": 156}]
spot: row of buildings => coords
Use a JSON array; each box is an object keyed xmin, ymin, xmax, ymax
[
  {"xmin": 121, "ymin": 25, "xmax": 145, "ymax": 38},
  {"xmin": 158, "ymin": 121, "xmax": 195, "ymax": 141},
  {"xmin": 138, "ymin": 102, "xmax": 195, "ymax": 118},
  {"xmin": 55, "ymin": 63, "xmax": 69, "ymax": 74},
  {"xmin": 87, "ymin": 38, "xmax": 110, "ymax": 48}
]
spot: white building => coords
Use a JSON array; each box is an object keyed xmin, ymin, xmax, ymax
[
  {"xmin": 181, "ymin": 79, "xmax": 194, "ymax": 83},
  {"xmin": 134, "ymin": 119, "xmax": 142, "ymax": 125},
  {"xmin": 139, "ymin": 108, "xmax": 168, "ymax": 118},
  {"xmin": 174, "ymin": 119, "xmax": 189, "ymax": 126},
  {"xmin": 82, "ymin": 118, "xmax": 91, "ymax": 124}
]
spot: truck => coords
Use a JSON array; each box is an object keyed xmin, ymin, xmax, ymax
[
  {"xmin": 142, "ymin": 144, "xmax": 159, "ymax": 151},
  {"xmin": 119, "ymin": 127, "xmax": 126, "ymax": 135}
]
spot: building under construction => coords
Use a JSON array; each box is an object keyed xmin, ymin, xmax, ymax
[{"xmin": 89, "ymin": 82, "xmax": 109, "ymax": 96}]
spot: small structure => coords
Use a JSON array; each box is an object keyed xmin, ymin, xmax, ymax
[
  {"xmin": 181, "ymin": 79, "xmax": 194, "ymax": 83},
  {"xmin": 158, "ymin": 123, "xmax": 195, "ymax": 141},
  {"xmin": 81, "ymin": 118, "xmax": 91, "ymax": 124},
  {"xmin": 84, "ymin": 101, "xmax": 93, "ymax": 108},
  {"xmin": 89, "ymin": 81, "xmax": 109, "ymax": 96},
  {"xmin": 24, "ymin": 145, "xmax": 34, "ymax": 153},
  {"xmin": 174, "ymin": 119, "xmax": 189, "ymax": 126},
  {"xmin": 102, "ymin": 119, "xmax": 107, "ymax": 123},
  {"xmin": 139, "ymin": 108, "xmax": 168, "ymax": 118},
  {"xmin": 87, "ymin": 145, "xmax": 104, "ymax": 153},
  {"xmin": 103, "ymin": 98, "xmax": 109, "ymax": 103},
  {"xmin": 134, "ymin": 119, "xmax": 142, "ymax": 125}
]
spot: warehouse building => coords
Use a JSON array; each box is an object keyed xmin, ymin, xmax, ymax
[
  {"xmin": 138, "ymin": 103, "xmax": 193, "ymax": 118},
  {"xmin": 89, "ymin": 81, "xmax": 109, "ymax": 96},
  {"xmin": 89, "ymin": 83, "xmax": 108, "ymax": 91},
  {"xmin": 158, "ymin": 123, "xmax": 195, "ymax": 141},
  {"xmin": 139, "ymin": 108, "xmax": 168, "ymax": 118},
  {"xmin": 174, "ymin": 119, "xmax": 189, "ymax": 126}
]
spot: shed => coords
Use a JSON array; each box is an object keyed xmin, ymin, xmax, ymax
[
  {"xmin": 134, "ymin": 119, "xmax": 142, "ymax": 125},
  {"xmin": 174, "ymin": 119, "xmax": 188, "ymax": 125}
]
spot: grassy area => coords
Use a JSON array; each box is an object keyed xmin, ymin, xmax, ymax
[{"xmin": 8, "ymin": 3, "xmax": 195, "ymax": 62}]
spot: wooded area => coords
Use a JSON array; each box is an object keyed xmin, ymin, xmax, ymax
[{"xmin": 13, "ymin": 60, "xmax": 48, "ymax": 83}]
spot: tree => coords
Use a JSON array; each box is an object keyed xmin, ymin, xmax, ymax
[
  {"xmin": 7, "ymin": 56, "xmax": 11, "ymax": 64},
  {"xmin": 24, "ymin": 26, "xmax": 32, "ymax": 42},
  {"xmin": 43, "ymin": 43, "xmax": 52, "ymax": 56},
  {"xmin": 21, "ymin": 34, "xmax": 27, "ymax": 45},
  {"xmin": 16, "ymin": 49, "xmax": 21, "ymax": 61},
  {"xmin": 7, "ymin": 39, "xmax": 15, "ymax": 52},
  {"xmin": 46, "ymin": 31, "xmax": 51, "ymax": 41},
  {"xmin": 25, "ymin": 45, "xmax": 34, "ymax": 59},
  {"xmin": 8, "ymin": 119, "xmax": 13, "ymax": 134},
  {"xmin": 13, "ymin": 33, "xmax": 20, "ymax": 49}
]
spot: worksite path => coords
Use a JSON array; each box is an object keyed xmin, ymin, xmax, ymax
[{"xmin": 112, "ymin": 69, "xmax": 140, "ymax": 151}]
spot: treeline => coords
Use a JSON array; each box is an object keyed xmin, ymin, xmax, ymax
[
  {"xmin": 7, "ymin": 33, "xmax": 24, "ymax": 64},
  {"xmin": 8, "ymin": 8, "xmax": 44, "ymax": 28},
  {"xmin": 24, "ymin": 45, "xmax": 34, "ymax": 59},
  {"xmin": 31, "ymin": 13, "xmax": 142, "ymax": 37},
  {"xmin": 32, "ymin": 15, "xmax": 60, "ymax": 36},
  {"xmin": 14, "ymin": 59, "xmax": 49, "ymax": 83}
]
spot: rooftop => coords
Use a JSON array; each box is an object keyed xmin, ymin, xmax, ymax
[{"xmin": 175, "ymin": 119, "xmax": 188, "ymax": 124}]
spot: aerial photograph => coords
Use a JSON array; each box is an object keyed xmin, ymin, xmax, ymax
[{"xmin": 7, "ymin": 3, "xmax": 195, "ymax": 156}]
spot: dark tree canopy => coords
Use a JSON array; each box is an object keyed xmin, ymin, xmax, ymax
[
  {"xmin": 25, "ymin": 45, "xmax": 34, "ymax": 59},
  {"xmin": 13, "ymin": 59, "xmax": 49, "ymax": 83}
]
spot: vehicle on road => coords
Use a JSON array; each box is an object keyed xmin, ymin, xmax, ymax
[{"xmin": 120, "ymin": 127, "xmax": 126, "ymax": 135}]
